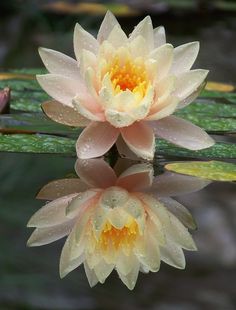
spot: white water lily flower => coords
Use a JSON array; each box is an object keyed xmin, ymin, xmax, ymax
[
  {"xmin": 27, "ymin": 159, "xmax": 209, "ymax": 290},
  {"xmin": 37, "ymin": 11, "xmax": 214, "ymax": 160}
]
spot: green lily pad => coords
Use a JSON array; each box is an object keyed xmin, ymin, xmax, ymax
[{"xmin": 165, "ymin": 160, "xmax": 236, "ymax": 181}]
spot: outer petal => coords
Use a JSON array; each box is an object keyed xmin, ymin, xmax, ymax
[
  {"xmin": 129, "ymin": 16, "xmax": 154, "ymax": 51},
  {"xmin": 27, "ymin": 219, "xmax": 74, "ymax": 246},
  {"xmin": 97, "ymin": 10, "xmax": 119, "ymax": 43},
  {"xmin": 76, "ymin": 122, "xmax": 119, "ymax": 159},
  {"xmin": 145, "ymin": 96, "xmax": 179, "ymax": 121},
  {"xmin": 154, "ymin": 26, "xmax": 166, "ymax": 48},
  {"xmin": 73, "ymin": 23, "xmax": 98, "ymax": 60},
  {"xmin": 170, "ymin": 42, "xmax": 200, "ymax": 75},
  {"xmin": 116, "ymin": 163, "xmax": 154, "ymax": 191},
  {"xmin": 37, "ymin": 74, "xmax": 84, "ymax": 107},
  {"xmin": 36, "ymin": 178, "xmax": 89, "ymax": 200},
  {"xmin": 42, "ymin": 100, "xmax": 90, "ymax": 127},
  {"xmin": 116, "ymin": 136, "xmax": 139, "ymax": 160},
  {"xmin": 27, "ymin": 194, "xmax": 77, "ymax": 228},
  {"xmin": 148, "ymin": 171, "xmax": 210, "ymax": 197},
  {"xmin": 38, "ymin": 47, "xmax": 81, "ymax": 80},
  {"xmin": 160, "ymin": 197, "xmax": 197, "ymax": 230},
  {"xmin": 148, "ymin": 44, "xmax": 174, "ymax": 81},
  {"xmin": 75, "ymin": 158, "xmax": 117, "ymax": 188},
  {"xmin": 177, "ymin": 81, "xmax": 206, "ymax": 109},
  {"xmin": 117, "ymin": 258, "xmax": 140, "ymax": 290},
  {"xmin": 121, "ymin": 122, "xmax": 155, "ymax": 160},
  {"xmin": 160, "ymin": 239, "xmax": 186, "ymax": 269},
  {"xmin": 84, "ymin": 262, "xmax": 99, "ymax": 287},
  {"xmin": 173, "ymin": 69, "xmax": 208, "ymax": 101},
  {"xmin": 151, "ymin": 115, "xmax": 215, "ymax": 150}
]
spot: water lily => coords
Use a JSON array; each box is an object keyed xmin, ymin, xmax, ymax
[
  {"xmin": 27, "ymin": 159, "xmax": 210, "ymax": 290},
  {"xmin": 37, "ymin": 11, "xmax": 214, "ymax": 160}
]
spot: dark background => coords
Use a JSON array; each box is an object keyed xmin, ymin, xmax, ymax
[{"xmin": 0, "ymin": 1, "xmax": 236, "ymax": 309}]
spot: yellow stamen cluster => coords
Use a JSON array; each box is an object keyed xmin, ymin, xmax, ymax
[
  {"xmin": 98, "ymin": 219, "xmax": 139, "ymax": 251},
  {"xmin": 108, "ymin": 56, "xmax": 148, "ymax": 97}
]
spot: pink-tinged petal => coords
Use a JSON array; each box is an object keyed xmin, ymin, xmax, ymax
[
  {"xmin": 75, "ymin": 158, "xmax": 117, "ymax": 188},
  {"xmin": 121, "ymin": 122, "xmax": 155, "ymax": 160},
  {"xmin": 148, "ymin": 44, "xmax": 174, "ymax": 81},
  {"xmin": 66, "ymin": 190, "xmax": 100, "ymax": 218},
  {"xmin": 36, "ymin": 178, "xmax": 89, "ymax": 200},
  {"xmin": 73, "ymin": 23, "xmax": 98, "ymax": 60},
  {"xmin": 154, "ymin": 26, "xmax": 166, "ymax": 48},
  {"xmin": 38, "ymin": 47, "xmax": 80, "ymax": 80},
  {"xmin": 170, "ymin": 42, "xmax": 199, "ymax": 75},
  {"xmin": 177, "ymin": 81, "xmax": 206, "ymax": 109},
  {"xmin": 107, "ymin": 25, "xmax": 127, "ymax": 48},
  {"xmin": 27, "ymin": 219, "xmax": 75, "ymax": 246},
  {"xmin": 116, "ymin": 163, "xmax": 153, "ymax": 191},
  {"xmin": 27, "ymin": 194, "xmax": 77, "ymax": 228},
  {"xmin": 76, "ymin": 122, "xmax": 119, "ymax": 159},
  {"xmin": 73, "ymin": 96, "xmax": 105, "ymax": 122},
  {"xmin": 129, "ymin": 16, "xmax": 154, "ymax": 51},
  {"xmin": 42, "ymin": 100, "xmax": 90, "ymax": 127},
  {"xmin": 97, "ymin": 10, "xmax": 119, "ymax": 43},
  {"xmin": 116, "ymin": 136, "xmax": 139, "ymax": 160},
  {"xmin": 148, "ymin": 171, "xmax": 211, "ymax": 197},
  {"xmin": 173, "ymin": 69, "xmax": 208, "ymax": 101},
  {"xmin": 36, "ymin": 74, "xmax": 84, "ymax": 107},
  {"xmin": 145, "ymin": 96, "xmax": 179, "ymax": 121},
  {"xmin": 152, "ymin": 115, "xmax": 215, "ymax": 150}
]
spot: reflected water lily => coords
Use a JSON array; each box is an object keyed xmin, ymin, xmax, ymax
[
  {"xmin": 37, "ymin": 11, "xmax": 214, "ymax": 160},
  {"xmin": 27, "ymin": 158, "xmax": 210, "ymax": 290}
]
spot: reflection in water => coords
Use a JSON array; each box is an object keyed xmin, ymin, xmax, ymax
[{"xmin": 27, "ymin": 158, "xmax": 210, "ymax": 290}]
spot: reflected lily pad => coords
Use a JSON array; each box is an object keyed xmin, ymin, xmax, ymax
[{"xmin": 165, "ymin": 160, "xmax": 236, "ymax": 181}]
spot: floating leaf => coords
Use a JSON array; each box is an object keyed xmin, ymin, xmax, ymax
[
  {"xmin": 0, "ymin": 113, "xmax": 81, "ymax": 136},
  {"xmin": 205, "ymin": 82, "xmax": 235, "ymax": 92},
  {"xmin": 0, "ymin": 134, "xmax": 235, "ymax": 160},
  {"xmin": 165, "ymin": 161, "xmax": 236, "ymax": 181}
]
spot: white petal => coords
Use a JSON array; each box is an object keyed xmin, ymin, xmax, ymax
[
  {"xmin": 37, "ymin": 74, "xmax": 84, "ymax": 107},
  {"xmin": 171, "ymin": 42, "xmax": 199, "ymax": 75},
  {"xmin": 145, "ymin": 96, "xmax": 178, "ymax": 120},
  {"xmin": 38, "ymin": 47, "xmax": 80, "ymax": 80},
  {"xmin": 154, "ymin": 26, "xmax": 166, "ymax": 48},
  {"xmin": 117, "ymin": 258, "xmax": 140, "ymax": 290},
  {"xmin": 73, "ymin": 23, "xmax": 98, "ymax": 60},
  {"xmin": 149, "ymin": 171, "xmax": 210, "ymax": 197},
  {"xmin": 177, "ymin": 81, "xmax": 205, "ymax": 109},
  {"xmin": 160, "ymin": 197, "xmax": 197, "ymax": 230},
  {"xmin": 148, "ymin": 44, "xmax": 174, "ymax": 81},
  {"xmin": 116, "ymin": 253, "xmax": 137, "ymax": 276},
  {"xmin": 151, "ymin": 115, "xmax": 215, "ymax": 150},
  {"xmin": 173, "ymin": 69, "xmax": 208, "ymax": 100},
  {"xmin": 84, "ymin": 262, "xmax": 99, "ymax": 287},
  {"xmin": 27, "ymin": 194, "xmax": 77, "ymax": 228},
  {"xmin": 107, "ymin": 24, "xmax": 127, "ymax": 48},
  {"xmin": 160, "ymin": 239, "xmax": 186, "ymax": 269},
  {"xmin": 97, "ymin": 11, "xmax": 119, "ymax": 43},
  {"xmin": 27, "ymin": 219, "xmax": 74, "ymax": 246},
  {"xmin": 129, "ymin": 16, "xmax": 154, "ymax": 51},
  {"xmin": 99, "ymin": 187, "xmax": 129, "ymax": 210},
  {"xmin": 93, "ymin": 260, "xmax": 114, "ymax": 283},
  {"xmin": 129, "ymin": 35, "xmax": 149, "ymax": 57},
  {"xmin": 105, "ymin": 109, "xmax": 136, "ymax": 128}
]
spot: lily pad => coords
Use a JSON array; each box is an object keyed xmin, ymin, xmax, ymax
[{"xmin": 165, "ymin": 161, "xmax": 236, "ymax": 181}]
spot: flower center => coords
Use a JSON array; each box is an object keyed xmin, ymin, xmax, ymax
[
  {"xmin": 98, "ymin": 219, "xmax": 139, "ymax": 251},
  {"xmin": 108, "ymin": 56, "xmax": 148, "ymax": 96}
]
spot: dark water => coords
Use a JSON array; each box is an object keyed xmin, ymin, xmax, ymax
[{"xmin": 0, "ymin": 1, "xmax": 236, "ymax": 309}]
